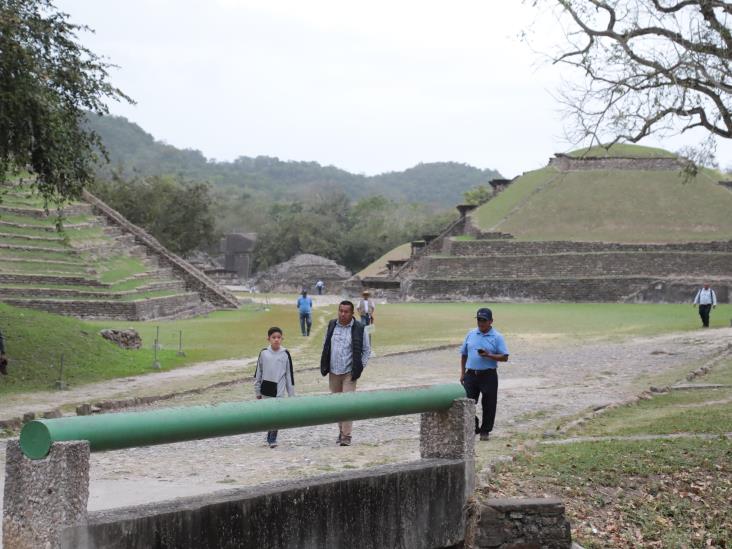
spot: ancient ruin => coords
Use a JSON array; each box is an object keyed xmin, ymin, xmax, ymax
[
  {"xmin": 351, "ymin": 148, "xmax": 732, "ymax": 303},
  {"xmin": 0, "ymin": 186, "xmax": 238, "ymax": 320},
  {"xmin": 249, "ymin": 253, "xmax": 351, "ymax": 293}
]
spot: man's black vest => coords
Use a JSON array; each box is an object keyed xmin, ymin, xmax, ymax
[{"xmin": 320, "ymin": 319, "xmax": 365, "ymax": 380}]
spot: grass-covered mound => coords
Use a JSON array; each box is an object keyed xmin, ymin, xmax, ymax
[{"xmin": 472, "ymin": 145, "xmax": 732, "ymax": 241}]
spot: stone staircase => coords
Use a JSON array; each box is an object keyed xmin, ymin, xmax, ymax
[{"xmin": 0, "ymin": 186, "xmax": 236, "ymax": 319}]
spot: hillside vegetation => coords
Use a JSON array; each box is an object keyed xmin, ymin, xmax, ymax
[
  {"xmin": 87, "ymin": 114, "xmax": 501, "ymax": 209},
  {"xmin": 473, "ymin": 145, "xmax": 732, "ymax": 242}
]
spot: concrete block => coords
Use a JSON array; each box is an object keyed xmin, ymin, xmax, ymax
[{"xmin": 3, "ymin": 440, "xmax": 90, "ymax": 549}]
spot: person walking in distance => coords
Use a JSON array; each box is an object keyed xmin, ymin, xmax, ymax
[
  {"xmin": 296, "ymin": 289, "xmax": 313, "ymax": 336},
  {"xmin": 693, "ymin": 283, "xmax": 717, "ymax": 328},
  {"xmin": 320, "ymin": 300, "xmax": 371, "ymax": 446},
  {"xmin": 460, "ymin": 308, "xmax": 509, "ymax": 441},
  {"xmin": 315, "ymin": 279, "xmax": 325, "ymax": 295},
  {"xmin": 357, "ymin": 290, "xmax": 375, "ymax": 326}
]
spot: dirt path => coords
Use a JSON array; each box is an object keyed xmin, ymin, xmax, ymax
[{"xmin": 0, "ymin": 327, "xmax": 730, "ymax": 529}]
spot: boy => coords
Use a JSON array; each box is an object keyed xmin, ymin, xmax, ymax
[{"xmin": 254, "ymin": 327, "xmax": 295, "ymax": 448}]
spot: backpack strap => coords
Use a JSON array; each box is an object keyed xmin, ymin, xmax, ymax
[{"xmin": 285, "ymin": 349, "xmax": 295, "ymax": 385}]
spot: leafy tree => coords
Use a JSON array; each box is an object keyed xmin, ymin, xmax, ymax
[
  {"xmin": 0, "ymin": 0, "xmax": 130, "ymax": 204},
  {"xmin": 92, "ymin": 175, "xmax": 216, "ymax": 256},
  {"xmin": 533, "ymin": 1, "xmax": 731, "ymax": 156},
  {"xmin": 463, "ymin": 185, "xmax": 493, "ymax": 205}
]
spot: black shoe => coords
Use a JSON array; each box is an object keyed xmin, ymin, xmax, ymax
[
  {"xmin": 474, "ymin": 417, "xmax": 480, "ymax": 435},
  {"xmin": 339, "ymin": 436, "xmax": 352, "ymax": 447},
  {"xmin": 0, "ymin": 358, "xmax": 7, "ymax": 376}
]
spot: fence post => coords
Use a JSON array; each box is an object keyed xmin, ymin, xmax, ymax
[
  {"xmin": 2, "ymin": 440, "xmax": 90, "ymax": 549},
  {"xmin": 420, "ymin": 397, "xmax": 476, "ymax": 497}
]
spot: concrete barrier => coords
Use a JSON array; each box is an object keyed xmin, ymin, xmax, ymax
[{"xmin": 3, "ymin": 392, "xmax": 476, "ymax": 549}]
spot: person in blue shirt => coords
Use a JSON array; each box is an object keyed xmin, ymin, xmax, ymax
[
  {"xmin": 459, "ymin": 307, "xmax": 509, "ymax": 441},
  {"xmin": 296, "ymin": 290, "xmax": 313, "ymax": 336}
]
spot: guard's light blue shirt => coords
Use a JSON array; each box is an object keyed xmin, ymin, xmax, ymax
[
  {"xmin": 297, "ymin": 296, "xmax": 312, "ymax": 314},
  {"xmin": 460, "ymin": 327, "xmax": 509, "ymax": 370}
]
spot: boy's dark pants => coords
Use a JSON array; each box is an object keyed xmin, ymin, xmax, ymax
[
  {"xmin": 698, "ymin": 304, "xmax": 712, "ymax": 327},
  {"xmin": 463, "ymin": 369, "xmax": 498, "ymax": 434},
  {"xmin": 267, "ymin": 430, "xmax": 278, "ymax": 444}
]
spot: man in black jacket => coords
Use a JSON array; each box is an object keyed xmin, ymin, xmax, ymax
[{"xmin": 321, "ymin": 300, "xmax": 371, "ymax": 446}]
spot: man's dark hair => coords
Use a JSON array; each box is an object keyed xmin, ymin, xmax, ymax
[
  {"xmin": 268, "ymin": 326, "xmax": 283, "ymax": 337},
  {"xmin": 339, "ymin": 300, "xmax": 354, "ymax": 312}
]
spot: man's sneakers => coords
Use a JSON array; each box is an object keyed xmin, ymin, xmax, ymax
[
  {"xmin": 269, "ymin": 442, "xmax": 278, "ymax": 449},
  {"xmin": 479, "ymin": 432, "xmax": 490, "ymax": 441},
  {"xmin": 338, "ymin": 434, "xmax": 352, "ymax": 447},
  {"xmin": 0, "ymin": 356, "xmax": 7, "ymax": 375}
]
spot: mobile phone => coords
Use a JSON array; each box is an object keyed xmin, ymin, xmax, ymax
[{"xmin": 478, "ymin": 349, "xmax": 487, "ymax": 356}]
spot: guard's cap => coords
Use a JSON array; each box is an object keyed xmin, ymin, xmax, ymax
[{"xmin": 476, "ymin": 307, "xmax": 493, "ymax": 321}]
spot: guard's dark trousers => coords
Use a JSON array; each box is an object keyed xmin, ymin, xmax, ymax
[
  {"xmin": 463, "ymin": 369, "xmax": 498, "ymax": 434},
  {"xmin": 699, "ymin": 304, "xmax": 712, "ymax": 327}
]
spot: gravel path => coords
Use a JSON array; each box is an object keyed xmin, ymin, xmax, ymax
[{"xmin": 1, "ymin": 327, "xmax": 730, "ymax": 532}]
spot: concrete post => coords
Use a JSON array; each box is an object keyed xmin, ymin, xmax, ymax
[
  {"xmin": 3, "ymin": 440, "xmax": 90, "ymax": 549},
  {"xmin": 420, "ymin": 397, "xmax": 476, "ymax": 497}
]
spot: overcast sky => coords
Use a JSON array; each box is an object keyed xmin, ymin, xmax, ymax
[{"xmin": 58, "ymin": 0, "xmax": 731, "ymax": 178}]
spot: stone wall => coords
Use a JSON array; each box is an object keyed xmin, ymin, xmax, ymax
[
  {"xmin": 405, "ymin": 277, "xmax": 656, "ymax": 302},
  {"xmin": 61, "ymin": 461, "xmax": 468, "ymax": 549},
  {"xmin": 1, "ymin": 293, "xmax": 208, "ymax": 320},
  {"xmin": 447, "ymin": 239, "xmax": 732, "ymax": 256},
  {"xmin": 418, "ymin": 252, "xmax": 732, "ymax": 279},
  {"xmin": 472, "ymin": 498, "xmax": 571, "ymax": 549},
  {"xmin": 549, "ymin": 154, "xmax": 682, "ymax": 171},
  {"xmin": 83, "ymin": 191, "xmax": 239, "ymax": 309}
]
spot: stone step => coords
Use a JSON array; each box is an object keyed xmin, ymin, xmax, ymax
[
  {"xmin": 2, "ymin": 293, "xmax": 203, "ymax": 320},
  {"xmin": 447, "ymin": 239, "xmax": 732, "ymax": 256},
  {"xmin": 0, "ymin": 220, "xmax": 100, "ymax": 231},
  {"xmin": 0, "ymin": 286, "xmax": 178, "ymax": 301},
  {"xmin": 0, "ymin": 203, "xmax": 92, "ymax": 218},
  {"xmin": 0, "ymin": 231, "xmax": 65, "ymax": 243},
  {"xmin": 0, "ymin": 242, "xmax": 78, "ymax": 254},
  {"xmin": 0, "ymin": 273, "xmax": 107, "ymax": 287}
]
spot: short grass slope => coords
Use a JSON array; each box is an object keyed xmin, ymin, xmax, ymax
[{"xmin": 472, "ymin": 145, "xmax": 732, "ymax": 242}]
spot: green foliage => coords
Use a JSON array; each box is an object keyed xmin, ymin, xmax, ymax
[
  {"xmin": 0, "ymin": 0, "xmax": 131, "ymax": 204},
  {"xmin": 86, "ymin": 115, "xmax": 502, "ymax": 209},
  {"xmin": 92, "ymin": 175, "xmax": 216, "ymax": 256},
  {"xmin": 252, "ymin": 193, "xmax": 456, "ymax": 272},
  {"xmin": 463, "ymin": 184, "xmax": 493, "ymax": 205}
]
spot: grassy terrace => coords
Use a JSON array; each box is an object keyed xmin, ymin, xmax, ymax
[
  {"xmin": 471, "ymin": 145, "xmax": 732, "ymax": 242},
  {"xmin": 567, "ymin": 143, "xmax": 676, "ymax": 158}
]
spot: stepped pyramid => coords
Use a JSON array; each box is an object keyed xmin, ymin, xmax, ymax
[
  {"xmin": 0, "ymin": 183, "xmax": 238, "ymax": 319},
  {"xmin": 355, "ymin": 145, "xmax": 732, "ymax": 303}
]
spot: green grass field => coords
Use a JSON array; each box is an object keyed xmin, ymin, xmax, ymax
[{"xmin": 1, "ymin": 299, "xmax": 729, "ymax": 396}]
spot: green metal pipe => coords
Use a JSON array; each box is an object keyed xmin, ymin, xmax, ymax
[{"xmin": 20, "ymin": 384, "xmax": 465, "ymax": 459}]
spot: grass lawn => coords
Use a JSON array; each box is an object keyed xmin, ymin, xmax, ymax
[
  {"xmin": 489, "ymin": 438, "xmax": 731, "ymax": 548},
  {"xmin": 375, "ymin": 302, "xmax": 732, "ymax": 353},
  {"xmin": 487, "ymin": 350, "xmax": 732, "ymax": 547},
  {"xmin": 1, "ymin": 300, "xmax": 728, "ymax": 396},
  {"xmin": 0, "ymin": 302, "xmax": 328, "ymax": 395}
]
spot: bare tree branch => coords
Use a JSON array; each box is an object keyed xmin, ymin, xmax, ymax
[{"xmin": 534, "ymin": 0, "xmax": 732, "ymax": 155}]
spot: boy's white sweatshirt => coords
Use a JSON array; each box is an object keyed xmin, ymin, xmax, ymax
[{"xmin": 254, "ymin": 346, "xmax": 295, "ymax": 398}]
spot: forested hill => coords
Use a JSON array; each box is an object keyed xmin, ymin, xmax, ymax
[{"xmin": 87, "ymin": 114, "xmax": 502, "ymax": 208}]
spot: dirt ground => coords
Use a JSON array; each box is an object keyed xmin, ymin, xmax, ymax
[{"xmin": 1, "ymin": 326, "xmax": 730, "ymax": 542}]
